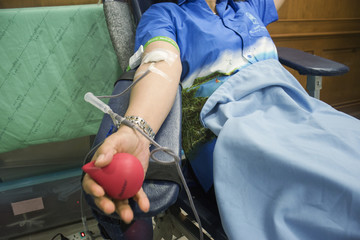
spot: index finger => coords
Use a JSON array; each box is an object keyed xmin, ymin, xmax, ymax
[{"xmin": 82, "ymin": 173, "xmax": 105, "ymax": 197}]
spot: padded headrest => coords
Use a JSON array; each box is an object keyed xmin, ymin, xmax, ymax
[{"xmin": 103, "ymin": 1, "xmax": 136, "ymax": 71}]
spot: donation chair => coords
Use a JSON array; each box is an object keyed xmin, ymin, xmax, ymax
[{"xmin": 95, "ymin": 0, "xmax": 350, "ymax": 239}]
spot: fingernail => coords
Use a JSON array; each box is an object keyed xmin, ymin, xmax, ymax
[{"xmin": 96, "ymin": 154, "xmax": 105, "ymax": 164}]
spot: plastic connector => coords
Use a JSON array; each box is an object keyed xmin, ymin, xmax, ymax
[
  {"xmin": 84, "ymin": 92, "xmax": 111, "ymax": 114},
  {"xmin": 128, "ymin": 45, "xmax": 144, "ymax": 70}
]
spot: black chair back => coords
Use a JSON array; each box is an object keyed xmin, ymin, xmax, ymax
[{"xmin": 130, "ymin": 0, "xmax": 177, "ymax": 25}]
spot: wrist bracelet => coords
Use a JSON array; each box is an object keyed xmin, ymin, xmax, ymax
[{"xmin": 124, "ymin": 116, "xmax": 156, "ymax": 140}]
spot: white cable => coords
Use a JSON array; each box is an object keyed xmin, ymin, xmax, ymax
[{"xmin": 95, "ymin": 69, "xmax": 150, "ymax": 99}]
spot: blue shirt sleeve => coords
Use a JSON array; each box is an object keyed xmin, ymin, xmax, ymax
[
  {"xmin": 134, "ymin": 3, "xmax": 178, "ymax": 52},
  {"xmin": 247, "ymin": 0, "xmax": 278, "ymax": 26}
]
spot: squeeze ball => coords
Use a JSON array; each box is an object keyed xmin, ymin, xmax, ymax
[{"xmin": 82, "ymin": 153, "xmax": 144, "ymax": 199}]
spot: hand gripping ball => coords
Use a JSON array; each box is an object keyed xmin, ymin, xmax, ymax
[{"xmin": 82, "ymin": 153, "xmax": 144, "ymax": 200}]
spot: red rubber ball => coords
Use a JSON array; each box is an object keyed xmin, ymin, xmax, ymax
[{"xmin": 82, "ymin": 153, "xmax": 144, "ymax": 200}]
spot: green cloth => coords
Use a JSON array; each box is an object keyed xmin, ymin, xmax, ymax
[
  {"xmin": 0, "ymin": 4, "xmax": 123, "ymax": 153},
  {"xmin": 182, "ymin": 73, "xmax": 221, "ymax": 156}
]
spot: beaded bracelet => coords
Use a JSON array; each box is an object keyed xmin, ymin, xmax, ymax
[{"xmin": 124, "ymin": 116, "xmax": 156, "ymax": 140}]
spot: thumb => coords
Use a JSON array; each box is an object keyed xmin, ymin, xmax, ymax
[{"xmin": 94, "ymin": 150, "xmax": 116, "ymax": 168}]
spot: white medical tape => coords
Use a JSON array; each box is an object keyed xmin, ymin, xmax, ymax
[
  {"xmin": 134, "ymin": 63, "xmax": 172, "ymax": 82},
  {"xmin": 141, "ymin": 48, "xmax": 177, "ymax": 66},
  {"xmin": 148, "ymin": 63, "xmax": 170, "ymax": 81}
]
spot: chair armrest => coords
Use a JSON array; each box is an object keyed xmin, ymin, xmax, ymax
[{"xmin": 277, "ymin": 47, "xmax": 349, "ymax": 76}]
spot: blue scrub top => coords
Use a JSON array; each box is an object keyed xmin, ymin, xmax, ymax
[{"xmin": 135, "ymin": 0, "xmax": 279, "ymax": 88}]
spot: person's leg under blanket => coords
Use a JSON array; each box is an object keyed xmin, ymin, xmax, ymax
[{"xmin": 201, "ymin": 59, "xmax": 360, "ymax": 240}]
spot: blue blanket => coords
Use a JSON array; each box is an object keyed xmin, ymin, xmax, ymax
[{"xmin": 201, "ymin": 59, "xmax": 360, "ymax": 239}]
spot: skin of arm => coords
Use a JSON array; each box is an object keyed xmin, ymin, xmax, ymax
[
  {"xmin": 273, "ymin": 0, "xmax": 285, "ymax": 10},
  {"xmin": 205, "ymin": 0, "xmax": 285, "ymax": 14},
  {"xmin": 82, "ymin": 40, "xmax": 182, "ymax": 223}
]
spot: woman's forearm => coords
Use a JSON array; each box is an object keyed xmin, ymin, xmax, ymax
[{"xmin": 125, "ymin": 41, "xmax": 182, "ymax": 135}]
